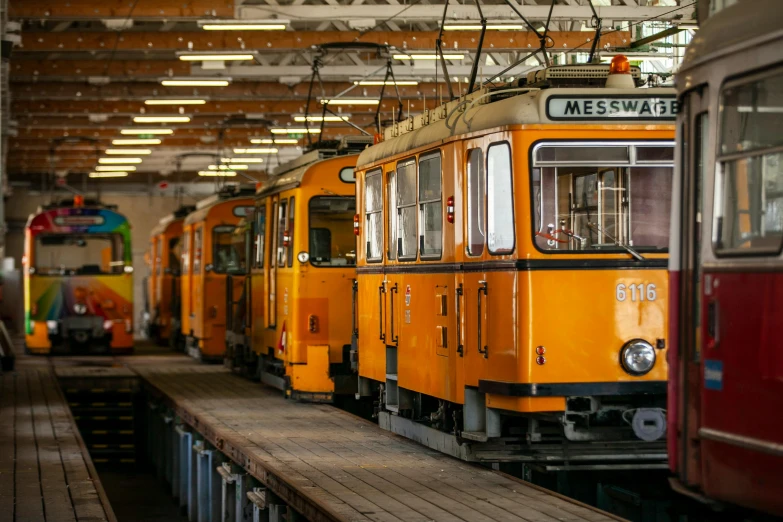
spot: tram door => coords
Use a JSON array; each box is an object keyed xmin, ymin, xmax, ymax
[
  {"xmin": 675, "ymin": 89, "xmax": 708, "ymax": 489},
  {"xmin": 268, "ymin": 197, "xmax": 279, "ymax": 328}
]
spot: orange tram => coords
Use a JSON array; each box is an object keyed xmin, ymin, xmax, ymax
[
  {"xmin": 353, "ymin": 57, "xmax": 676, "ymax": 467},
  {"xmin": 180, "ymin": 187, "xmax": 255, "ymax": 361},
  {"xmin": 227, "ymin": 139, "xmax": 370, "ymax": 401},
  {"xmin": 145, "ymin": 205, "xmax": 194, "ymax": 347}
]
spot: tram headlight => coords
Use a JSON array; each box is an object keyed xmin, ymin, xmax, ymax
[
  {"xmin": 74, "ymin": 303, "xmax": 88, "ymax": 315},
  {"xmin": 620, "ymin": 339, "xmax": 656, "ymax": 376},
  {"xmin": 297, "ymin": 252, "xmax": 309, "ymax": 263}
]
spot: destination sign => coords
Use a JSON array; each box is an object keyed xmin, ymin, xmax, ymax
[
  {"xmin": 546, "ymin": 95, "xmax": 679, "ymax": 121},
  {"xmin": 54, "ymin": 215, "xmax": 105, "ymax": 226}
]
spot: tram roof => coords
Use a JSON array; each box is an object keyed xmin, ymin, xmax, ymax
[
  {"xmin": 184, "ymin": 194, "xmax": 254, "ymax": 225},
  {"xmin": 26, "ymin": 205, "xmax": 130, "ymax": 236},
  {"xmin": 150, "ymin": 204, "xmax": 196, "ymax": 238},
  {"xmin": 357, "ymin": 86, "xmax": 676, "ymax": 169},
  {"xmin": 679, "ymin": 0, "xmax": 783, "ymax": 76},
  {"xmin": 256, "ymin": 151, "xmax": 357, "ymax": 198}
]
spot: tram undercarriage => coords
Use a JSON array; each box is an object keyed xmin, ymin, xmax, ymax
[{"xmin": 363, "ymin": 378, "xmax": 668, "ymax": 470}]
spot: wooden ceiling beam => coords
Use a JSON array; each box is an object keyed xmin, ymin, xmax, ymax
[
  {"xmin": 10, "ymin": 0, "xmax": 234, "ymax": 20},
  {"xmin": 11, "ymin": 59, "xmax": 188, "ymax": 78},
  {"xmin": 16, "ymin": 30, "xmax": 631, "ymax": 53}
]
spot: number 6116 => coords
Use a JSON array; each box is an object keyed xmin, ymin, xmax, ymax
[{"xmin": 616, "ymin": 283, "xmax": 656, "ymax": 302}]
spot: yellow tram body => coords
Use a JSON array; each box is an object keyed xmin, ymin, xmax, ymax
[
  {"xmin": 181, "ymin": 190, "xmax": 254, "ymax": 361},
  {"xmin": 355, "ymin": 64, "xmax": 676, "ymax": 465},
  {"xmin": 147, "ymin": 207, "xmax": 190, "ymax": 345},
  {"xmin": 245, "ymin": 148, "xmax": 363, "ymax": 401}
]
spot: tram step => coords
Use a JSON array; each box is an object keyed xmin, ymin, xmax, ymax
[{"xmin": 461, "ymin": 431, "xmax": 489, "ymax": 442}]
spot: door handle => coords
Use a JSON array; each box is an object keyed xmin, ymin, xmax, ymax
[
  {"xmin": 378, "ymin": 284, "xmax": 386, "ymax": 342},
  {"xmin": 456, "ymin": 284, "xmax": 464, "ymax": 357},
  {"xmin": 390, "ymin": 283, "xmax": 399, "ymax": 344},
  {"xmin": 351, "ymin": 279, "xmax": 359, "ymax": 337},
  {"xmin": 477, "ymin": 280, "xmax": 488, "ymax": 358}
]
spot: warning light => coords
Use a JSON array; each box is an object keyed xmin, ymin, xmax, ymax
[
  {"xmin": 353, "ymin": 214, "xmax": 360, "ymax": 236},
  {"xmin": 609, "ymin": 54, "xmax": 631, "ymax": 75},
  {"xmin": 446, "ymin": 196, "xmax": 455, "ymax": 224},
  {"xmin": 283, "ymin": 230, "xmax": 291, "ymax": 247},
  {"xmin": 536, "ymin": 346, "xmax": 546, "ymax": 355},
  {"xmin": 536, "ymin": 356, "xmax": 546, "ymax": 365},
  {"xmin": 158, "ymin": 181, "xmax": 169, "ymax": 190}
]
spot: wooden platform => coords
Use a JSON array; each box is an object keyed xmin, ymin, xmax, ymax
[
  {"xmin": 132, "ymin": 359, "xmax": 622, "ymax": 522},
  {"xmin": 0, "ymin": 366, "xmax": 116, "ymax": 522}
]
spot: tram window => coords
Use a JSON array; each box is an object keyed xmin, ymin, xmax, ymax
[
  {"xmin": 169, "ymin": 237, "xmax": 181, "ymax": 274},
  {"xmin": 34, "ymin": 233, "xmax": 125, "ymax": 275},
  {"xmin": 277, "ymin": 200, "xmax": 288, "ymax": 267},
  {"xmin": 365, "ymin": 170, "xmax": 383, "ymax": 262},
  {"xmin": 720, "ymin": 69, "xmax": 783, "ymax": 155},
  {"xmin": 714, "ymin": 153, "xmax": 783, "ymax": 255},
  {"xmin": 193, "ymin": 228, "xmax": 202, "ymax": 273},
  {"xmin": 155, "ymin": 238, "xmax": 162, "ymax": 275},
  {"xmin": 182, "ymin": 231, "xmax": 190, "ymax": 275},
  {"xmin": 637, "ymin": 146, "xmax": 675, "ymax": 163},
  {"xmin": 532, "ymin": 144, "xmax": 672, "ymax": 253},
  {"xmin": 536, "ymin": 146, "xmax": 629, "ymax": 164},
  {"xmin": 419, "ymin": 152, "xmax": 442, "ymax": 258},
  {"xmin": 397, "ymin": 158, "xmax": 418, "ymax": 260},
  {"xmin": 213, "ymin": 225, "xmax": 246, "ymax": 274},
  {"xmin": 287, "ymin": 198, "xmax": 295, "ymax": 268},
  {"xmin": 387, "ymin": 170, "xmax": 397, "ymax": 261},
  {"xmin": 716, "ymin": 69, "xmax": 783, "ymax": 256},
  {"xmin": 254, "ymin": 205, "xmax": 266, "ymax": 269},
  {"xmin": 309, "ymin": 196, "xmax": 357, "ymax": 266},
  {"xmin": 467, "ymin": 148, "xmax": 485, "ymax": 256},
  {"xmin": 487, "ymin": 142, "xmax": 514, "ymax": 254}
]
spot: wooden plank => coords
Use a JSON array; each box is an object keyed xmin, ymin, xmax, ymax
[
  {"xmin": 132, "ymin": 361, "xmax": 621, "ymax": 522},
  {"xmin": 0, "ymin": 367, "xmax": 116, "ymax": 522}
]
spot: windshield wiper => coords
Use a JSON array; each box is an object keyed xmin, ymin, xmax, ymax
[{"xmin": 586, "ymin": 222, "xmax": 645, "ymax": 261}]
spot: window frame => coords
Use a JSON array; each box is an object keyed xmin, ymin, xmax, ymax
[
  {"xmin": 277, "ymin": 199, "xmax": 289, "ymax": 268},
  {"xmin": 364, "ymin": 168, "xmax": 384, "ymax": 263},
  {"xmin": 253, "ymin": 204, "xmax": 266, "ymax": 269},
  {"xmin": 395, "ymin": 157, "xmax": 419, "ymax": 261},
  {"xmin": 467, "ymin": 147, "xmax": 486, "ymax": 257},
  {"xmin": 418, "ymin": 150, "xmax": 443, "ymax": 260},
  {"xmin": 193, "ymin": 227, "xmax": 203, "ymax": 274},
  {"xmin": 287, "ymin": 197, "xmax": 295, "ymax": 268},
  {"xmin": 713, "ymin": 67, "xmax": 783, "ymax": 258},
  {"xmin": 181, "ymin": 229, "xmax": 191, "ymax": 275},
  {"xmin": 307, "ymin": 195, "xmax": 357, "ymax": 268},
  {"xmin": 486, "ymin": 141, "xmax": 516, "ymax": 255},
  {"xmin": 529, "ymin": 139, "xmax": 676, "ymax": 256},
  {"xmin": 212, "ymin": 224, "xmax": 244, "ymax": 275}
]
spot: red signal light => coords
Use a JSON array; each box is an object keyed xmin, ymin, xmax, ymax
[
  {"xmin": 446, "ymin": 196, "xmax": 455, "ymax": 224},
  {"xmin": 353, "ymin": 214, "xmax": 360, "ymax": 236}
]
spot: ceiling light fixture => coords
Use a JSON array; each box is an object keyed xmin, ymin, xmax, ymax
[
  {"xmin": 144, "ymin": 99, "xmax": 206, "ymax": 105},
  {"xmin": 250, "ymin": 138, "xmax": 298, "ymax": 144},
  {"xmin": 198, "ymin": 20, "xmax": 289, "ymax": 31},
  {"xmin": 270, "ymin": 128, "xmax": 321, "ymax": 134},
  {"xmin": 177, "ymin": 52, "xmax": 256, "ymax": 61},
  {"xmin": 99, "ymin": 157, "xmax": 143, "ymax": 164},
  {"xmin": 233, "ymin": 148, "xmax": 278, "ymax": 154},
  {"xmin": 95, "ymin": 165, "xmax": 137, "ymax": 172},
  {"xmin": 198, "ymin": 171, "xmax": 237, "ymax": 177},
  {"xmin": 105, "ymin": 149, "xmax": 152, "ymax": 155},
  {"xmin": 319, "ymin": 99, "xmax": 379, "ymax": 105},
  {"xmin": 160, "ymin": 78, "xmax": 231, "ymax": 87},
  {"xmin": 442, "ymin": 23, "xmax": 525, "ymax": 31},
  {"xmin": 355, "ymin": 80, "xmax": 418, "ymax": 86},
  {"xmin": 293, "ymin": 115, "xmax": 351, "ymax": 122},
  {"xmin": 209, "ymin": 164, "xmax": 248, "ymax": 170},
  {"xmin": 393, "ymin": 53, "xmax": 465, "ymax": 60},
  {"xmin": 112, "ymin": 139, "xmax": 162, "ymax": 145},
  {"xmin": 89, "ymin": 172, "xmax": 129, "ymax": 178},
  {"xmin": 221, "ymin": 158, "xmax": 264, "ymax": 163},
  {"xmin": 133, "ymin": 116, "xmax": 191, "ymax": 123},
  {"xmin": 120, "ymin": 129, "xmax": 173, "ymax": 135}
]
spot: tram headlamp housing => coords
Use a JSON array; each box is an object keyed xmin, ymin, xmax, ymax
[
  {"xmin": 297, "ymin": 252, "xmax": 309, "ymax": 263},
  {"xmin": 620, "ymin": 339, "xmax": 656, "ymax": 376},
  {"xmin": 74, "ymin": 303, "xmax": 88, "ymax": 315}
]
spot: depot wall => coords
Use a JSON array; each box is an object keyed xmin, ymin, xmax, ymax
[{"xmin": 4, "ymin": 188, "xmax": 185, "ymax": 336}]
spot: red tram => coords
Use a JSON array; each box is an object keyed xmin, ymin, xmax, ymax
[{"xmin": 668, "ymin": 0, "xmax": 783, "ymax": 516}]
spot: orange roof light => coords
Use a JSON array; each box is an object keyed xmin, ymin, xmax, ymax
[
  {"xmin": 73, "ymin": 195, "xmax": 85, "ymax": 207},
  {"xmin": 609, "ymin": 54, "xmax": 631, "ymax": 75}
]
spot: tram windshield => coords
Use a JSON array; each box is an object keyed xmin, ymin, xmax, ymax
[
  {"xmin": 532, "ymin": 143, "xmax": 673, "ymax": 254},
  {"xmin": 34, "ymin": 233, "xmax": 126, "ymax": 275},
  {"xmin": 213, "ymin": 225, "xmax": 246, "ymax": 274},
  {"xmin": 308, "ymin": 196, "xmax": 357, "ymax": 266}
]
